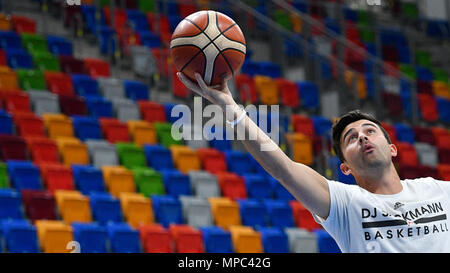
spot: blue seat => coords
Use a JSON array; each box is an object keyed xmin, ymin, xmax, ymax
[
  {"xmin": 47, "ymin": 35, "xmax": 73, "ymax": 56},
  {"xmin": 259, "ymin": 61, "xmax": 282, "ymax": 78},
  {"xmin": 0, "ymin": 31, "xmax": 22, "ymax": 50},
  {"xmin": 313, "ymin": 229, "xmax": 341, "ymax": 253},
  {"xmin": 297, "ymin": 81, "xmax": 319, "ymax": 109},
  {"xmin": 71, "ymin": 74, "xmax": 100, "ymax": 97},
  {"xmin": 249, "ymin": 155, "xmax": 269, "ymax": 176},
  {"xmin": 106, "ymin": 222, "xmax": 141, "ymax": 253},
  {"xmin": 325, "ymin": 18, "xmax": 341, "ymax": 35},
  {"xmin": 425, "ymin": 20, "xmax": 450, "ymax": 39},
  {"xmin": 6, "ymin": 48, "xmax": 33, "ymax": 69},
  {"xmin": 283, "ymin": 38, "xmax": 303, "ymax": 58},
  {"xmin": 98, "ymin": 26, "xmax": 116, "ymax": 55},
  {"xmin": 311, "ymin": 116, "xmax": 332, "ymax": 137},
  {"xmin": 268, "ymin": 176, "xmax": 295, "ymax": 201},
  {"xmin": 1, "ymin": 219, "xmax": 38, "ymax": 253},
  {"xmin": 143, "ymin": 144, "xmax": 174, "ymax": 171},
  {"xmin": 224, "ymin": 150, "xmax": 253, "ymax": 176},
  {"xmin": 394, "ymin": 123, "xmax": 415, "ymax": 144},
  {"xmin": 6, "ymin": 161, "xmax": 41, "ymax": 190},
  {"xmin": 123, "ymin": 80, "xmax": 149, "ymax": 101},
  {"xmin": 240, "ymin": 60, "xmax": 261, "ymax": 76},
  {"xmin": 89, "ymin": 192, "xmax": 122, "ymax": 225},
  {"xmin": 126, "ymin": 10, "xmax": 149, "ymax": 31},
  {"xmin": 417, "ymin": 66, "xmax": 433, "ymax": 82},
  {"xmin": 162, "ymin": 102, "xmax": 178, "ymax": 123},
  {"xmin": 400, "ymin": 80, "xmax": 413, "ymax": 118},
  {"xmin": 237, "ymin": 199, "xmax": 267, "ymax": 228},
  {"xmin": 328, "ymin": 156, "xmax": 356, "ymax": 185},
  {"xmin": 397, "ymin": 45, "xmax": 410, "ymax": 64},
  {"xmin": 256, "ymin": 227, "xmax": 289, "ymax": 253},
  {"xmin": 243, "ymin": 174, "xmax": 272, "ymax": 200},
  {"xmin": 0, "ymin": 110, "xmax": 13, "ymax": 134},
  {"xmin": 151, "ymin": 195, "xmax": 183, "ymax": 228},
  {"xmin": 72, "ymin": 165, "xmax": 105, "ymax": 195},
  {"xmin": 264, "ymin": 199, "xmax": 294, "ymax": 228},
  {"xmin": 200, "ymin": 226, "xmax": 233, "ymax": 253},
  {"xmin": 161, "ymin": 169, "xmax": 191, "ymax": 197},
  {"xmin": 206, "ymin": 126, "xmax": 232, "ymax": 152},
  {"xmin": 72, "ymin": 222, "xmax": 108, "ymax": 253},
  {"xmin": 81, "ymin": 5, "xmax": 106, "ymax": 34},
  {"xmin": 437, "ymin": 97, "xmax": 450, "ymax": 123},
  {"xmin": 343, "ymin": 7, "xmax": 358, "ymax": 22},
  {"xmin": 0, "ymin": 189, "xmax": 23, "ymax": 220},
  {"xmin": 85, "ymin": 96, "xmax": 113, "ymax": 118},
  {"xmin": 137, "ymin": 30, "xmax": 161, "ymax": 49},
  {"xmin": 168, "ymin": 15, "xmax": 183, "ymax": 33},
  {"xmin": 72, "ymin": 116, "xmax": 102, "ymax": 141}
]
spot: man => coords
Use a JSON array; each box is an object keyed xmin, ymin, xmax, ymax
[{"xmin": 177, "ymin": 72, "xmax": 450, "ymax": 253}]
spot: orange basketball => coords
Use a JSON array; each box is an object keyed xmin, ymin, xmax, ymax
[{"xmin": 170, "ymin": 10, "xmax": 246, "ymax": 86}]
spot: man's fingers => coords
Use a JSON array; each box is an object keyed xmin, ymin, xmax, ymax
[
  {"xmin": 177, "ymin": 72, "xmax": 201, "ymax": 92},
  {"xmin": 195, "ymin": 73, "xmax": 209, "ymax": 91}
]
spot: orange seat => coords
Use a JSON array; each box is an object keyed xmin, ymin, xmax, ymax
[
  {"xmin": 254, "ymin": 75, "xmax": 279, "ymax": 105},
  {"xmin": 170, "ymin": 145, "xmax": 201, "ymax": 174},
  {"xmin": 119, "ymin": 192, "xmax": 154, "ymax": 228},
  {"xmin": 35, "ymin": 220, "xmax": 74, "ymax": 253},
  {"xmin": 0, "ymin": 67, "xmax": 19, "ymax": 89},
  {"xmin": 56, "ymin": 137, "xmax": 89, "ymax": 166},
  {"xmin": 432, "ymin": 81, "xmax": 450, "ymax": 99},
  {"xmin": 127, "ymin": 120, "xmax": 157, "ymax": 146},
  {"xmin": 55, "ymin": 190, "xmax": 92, "ymax": 224},
  {"xmin": 102, "ymin": 166, "xmax": 136, "ymax": 197},
  {"xmin": 208, "ymin": 197, "xmax": 241, "ymax": 230},
  {"xmin": 0, "ymin": 13, "xmax": 11, "ymax": 30},
  {"xmin": 286, "ymin": 133, "xmax": 314, "ymax": 166},
  {"xmin": 42, "ymin": 114, "xmax": 74, "ymax": 139},
  {"xmin": 229, "ymin": 225, "xmax": 263, "ymax": 253}
]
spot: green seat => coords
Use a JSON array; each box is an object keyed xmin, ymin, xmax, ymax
[
  {"xmin": 21, "ymin": 33, "xmax": 49, "ymax": 54},
  {"xmin": 116, "ymin": 143, "xmax": 147, "ymax": 169},
  {"xmin": 154, "ymin": 122, "xmax": 183, "ymax": 148},
  {"xmin": 357, "ymin": 10, "xmax": 371, "ymax": 26},
  {"xmin": 17, "ymin": 69, "xmax": 46, "ymax": 90},
  {"xmin": 274, "ymin": 10, "xmax": 292, "ymax": 30},
  {"xmin": 138, "ymin": 0, "xmax": 154, "ymax": 12},
  {"xmin": 399, "ymin": 64, "xmax": 417, "ymax": 80},
  {"xmin": 402, "ymin": 2, "xmax": 419, "ymax": 19},
  {"xmin": 359, "ymin": 27, "xmax": 375, "ymax": 43},
  {"xmin": 415, "ymin": 50, "xmax": 432, "ymax": 68},
  {"xmin": 131, "ymin": 167, "xmax": 164, "ymax": 196},
  {"xmin": 432, "ymin": 68, "xmax": 448, "ymax": 83},
  {"xmin": 32, "ymin": 51, "xmax": 60, "ymax": 72},
  {"xmin": 99, "ymin": 0, "xmax": 110, "ymax": 7},
  {"xmin": 0, "ymin": 163, "xmax": 9, "ymax": 189}
]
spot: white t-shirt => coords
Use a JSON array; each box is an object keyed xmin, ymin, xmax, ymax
[{"xmin": 315, "ymin": 177, "xmax": 450, "ymax": 253}]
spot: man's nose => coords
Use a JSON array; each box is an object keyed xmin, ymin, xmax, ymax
[{"xmin": 359, "ymin": 134, "xmax": 368, "ymax": 143}]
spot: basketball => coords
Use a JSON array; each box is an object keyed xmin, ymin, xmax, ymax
[{"xmin": 170, "ymin": 10, "xmax": 246, "ymax": 86}]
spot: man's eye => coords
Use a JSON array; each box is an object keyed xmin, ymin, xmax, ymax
[{"xmin": 368, "ymin": 129, "xmax": 375, "ymax": 134}]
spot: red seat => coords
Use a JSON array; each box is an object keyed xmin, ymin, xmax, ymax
[
  {"xmin": 216, "ymin": 172, "xmax": 247, "ymax": 201},
  {"xmin": 63, "ymin": 5, "xmax": 81, "ymax": 28},
  {"xmin": 39, "ymin": 163, "xmax": 75, "ymax": 193},
  {"xmin": 11, "ymin": 15, "xmax": 36, "ymax": 33},
  {"xmin": 59, "ymin": 95, "xmax": 87, "ymax": 116},
  {"xmin": 13, "ymin": 112, "xmax": 45, "ymax": 137},
  {"xmin": 382, "ymin": 92, "xmax": 403, "ymax": 117},
  {"xmin": 83, "ymin": 58, "xmax": 111, "ymax": 78},
  {"xmin": 275, "ymin": 78, "xmax": 299, "ymax": 108},
  {"xmin": 59, "ymin": 56, "xmax": 86, "ymax": 74},
  {"xmin": 431, "ymin": 127, "xmax": 450, "ymax": 149},
  {"xmin": 147, "ymin": 13, "xmax": 171, "ymax": 44},
  {"xmin": 417, "ymin": 80, "xmax": 433, "ymax": 95},
  {"xmin": 0, "ymin": 90, "xmax": 32, "ymax": 114},
  {"xmin": 21, "ymin": 189, "xmax": 57, "ymax": 223},
  {"xmin": 418, "ymin": 93, "xmax": 438, "ymax": 122},
  {"xmin": 178, "ymin": 3, "xmax": 197, "ymax": 18},
  {"xmin": 169, "ymin": 224, "xmax": 204, "ymax": 253},
  {"xmin": 152, "ymin": 48, "xmax": 169, "ymax": 77},
  {"xmin": 0, "ymin": 134, "xmax": 27, "ymax": 161},
  {"xmin": 99, "ymin": 118, "xmax": 130, "ymax": 143},
  {"xmin": 139, "ymin": 224, "xmax": 173, "ymax": 253},
  {"xmin": 197, "ymin": 148, "xmax": 227, "ymax": 174},
  {"xmin": 381, "ymin": 122, "xmax": 398, "ymax": 144},
  {"xmin": 394, "ymin": 142, "xmax": 419, "ymax": 167},
  {"xmin": 289, "ymin": 200, "xmax": 321, "ymax": 231},
  {"xmin": 234, "ymin": 74, "xmax": 258, "ymax": 104},
  {"xmin": 44, "ymin": 71, "xmax": 75, "ymax": 96},
  {"xmin": 26, "ymin": 137, "xmax": 60, "ymax": 164},
  {"xmin": 291, "ymin": 114, "xmax": 314, "ymax": 137},
  {"xmin": 412, "ymin": 126, "xmax": 435, "ymax": 146},
  {"xmin": 138, "ymin": 101, "xmax": 166, "ymax": 123},
  {"xmin": 381, "ymin": 45, "xmax": 399, "ymax": 62},
  {"xmin": 171, "ymin": 69, "xmax": 190, "ymax": 98},
  {"xmin": 0, "ymin": 50, "xmax": 6, "ymax": 66},
  {"xmin": 103, "ymin": 7, "xmax": 127, "ymax": 34},
  {"xmin": 399, "ymin": 165, "xmax": 423, "ymax": 179},
  {"xmin": 437, "ymin": 164, "xmax": 450, "ymax": 181},
  {"xmin": 418, "ymin": 165, "xmax": 440, "ymax": 179},
  {"xmin": 438, "ymin": 148, "xmax": 450, "ymax": 164}
]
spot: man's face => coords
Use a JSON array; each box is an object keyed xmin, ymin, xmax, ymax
[{"xmin": 339, "ymin": 119, "xmax": 397, "ymax": 176}]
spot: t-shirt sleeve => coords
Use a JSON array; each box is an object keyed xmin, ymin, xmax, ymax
[{"xmin": 434, "ymin": 178, "xmax": 450, "ymax": 198}]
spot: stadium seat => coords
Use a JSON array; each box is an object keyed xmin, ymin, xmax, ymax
[
  {"xmin": 84, "ymin": 58, "xmax": 110, "ymax": 78},
  {"xmin": 269, "ymin": 176, "xmax": 295, "ymax": 201},
  {"xmin": 39, "ymin": 163, "xmax": 75, "ymax": 193},
  {"xmin": 200, "ymin": 226, "xmax": 233, "ymax": 253},
  {"xmin": 6, "ymin": 48, "xmax": 33, "ymax": 69},
  {"xmin": 395, "ymin": 142, "xmax": 419, "ymax": 167},
  {"xmin": 286, "ymin": 133, "xmax": 314, "ymax": 166},
  {"xmin": 229, "ymin": 225, "xmax": 263, "ymax": 253},
  {"xmin": 123, "ymin": 80, "xmax": 149, "ymax": 101},
  {"xmin": 71, "ymin": 74, "xmax": 100, "ymax": 97},
  {"xmin": 313, "ymin": 229, "xmax": 340, "ymax": 253},
  {"xmin": 83, "ymin": 95, "xmax": 112, "ymax": 117},
  {"xmin": 234, "ymin": 74, "xmax": 258, "ymax": 104},
  {"xmin": 154, "ymin": 122, "xmax": 183, "ymax": 148},
  {"xmin": 311, "ymin": 116, "xmax": 333, "ymax": 137},
  {"xmin": 59, "ymin": 55, "xmax": 86, "ymax": 74},
  {"xmin": 206, "ymin": 126, "xmax": 232, "ymax": 152},
  {"xmin": 127, "ymin": 10, "xmax": 150, "ymax": 31},
  {"xmin": 0, "ymin": 49, "xmax": 5, "ymax": 66},
  {"xmin": 111, "ymin": 98, "xmax": 141, "ymax": 122},
  {"xmin": 264, "ymin": 199, "xmax": 295, "ymax": 228},
  {"xmin": 413, "ymin": 126, "xmax": 435, "ymax": 145},
  {"xmin": 1, "ymin": 90, "xmax": 31, "ymax": 113},
  {"xmin": 418, "ymin": 93, "xmax": 439, "ymax": 122},
  {"xmin": 47, "ymin": 35, "xmax": 73, "ymax": 56},
  {"xmin": 127, "ymin": 120, "xmax": 157, "ymax": 146},
  {"xmin": 7, "ymin": 161, "xmax": 42, "ymax": 190},
  {"xmin": 59, "ymin": 95, "xmax": 87, "ymax": 116},
  {"xmin": 32, "ymin": 51, "xmax": 60, "ymax": 72},
  {"xmin": 27, "ymin": 91, "xmax": 60, "ymax": 115},
  {"xmin": 16, "ymin": 69, "xmax": 46, "ymax": 90},
  {"xmin": 170, "ymin": 145, "xmax": 201, "ymax": 174},
  {"xmin": 0, "ymin": 162, "xmax": 8, "ymax": 188},
  {"xmin": 11, "ymin": 15, "xmax": 36, "ymax": 33},
  {"xmin": 97, "ymin": 77, "xmax": 125, "ymax": 100},
  {"xmin": 290, "ymin": 200, "xmax": 322, "ymax": 231},
  {"xmin": 89, "ymin": 192, "xmax": 122, "ymax": 225},
  {"xmin": 106, "ymin": 222, "xmax": 141, "ymax": 253},
  {"xmin": 394, "ymin": 123, "xmax": 415, "ymax": 144},
  {"xmin": 151, "ymin": 195, "xmax": 183, "ymax": 228},
  {"xmin": 171, "ymin": 68, "xmax": 190, "ymax": 98},
  {"xmin": 431, "ymin": 127, "xmax": 450, "ymax": 150},
  {"xmin": 2, "ymin": 219, "xmax": 39, "ymax": 253},
  {"xmin": 382, "ymin": 92, "xmax": 403, "ymax": 117},
  {"xmin": 0, "ymin": 30, "xmax": 21, "ymax": 50},
  {"xmin": 237, "ymin": 199, "xmax": 267, "ymax": 228},
  {"xmin": 0, "ymin": 110, "xmax": 13, "ymax": 134},
  {"xmin": 243, "ymin": 174, "xmax": 273, "ymax": 200},
  {"xmin": 129, "ymin": 45, "xmax": 158, "ymax": 77},
  {"xmin": 86, "ymin": 140, "xmax": 119, "ymax": 168},
  {"xmin": 438, "ymin": 148, "xmax": 450, "ymax": 164},
  {"xmin": 119, "ymin": 192, "xmax": 154, "ymax": 228},
  {"xmin": 216, "ymin": 172, "xmax": 247, "ymax": 201},
  {"xmin": 132, "ymin": 167, "xmax": 164, "ymax": 196},
  {"xmin": 143, "ymin": 144, "xmax": 174, "ymax": 171},
  {"xmin": 257, "ymin": 227, "xmax": 289, "ymax": 253},
  {"xmin": 0, "ymin": 66, "xmax": 19, "ymax": 89},
  {"xmin": 72, "ymin": 165, "xmax": 106, "ymax": 195},
  {"xmin": 56, "ymin": 138, "xmax": 89, "ymax": 166},
  {"xmin": 26, "ymin": 137, "xmax": 59, "ymax": 164},
  {"xmin": 179, "ymin": 195, "xmax": 213, "ymax": 229},
  {"xmin": 0, "ymin": 134, "xmax": 27, "ymax": 161},
  {"xmin": 196, "ymin": 148, "xmax": 227, "ymax": 174},
  {"xmin": 436, "ymin": 97, "xmax": 450, "ymax": 123},
  {"xmin": 72, "ymin": 116, "xmax": 102, "ymax": 141},
  {"xmin": 169, "ymin": 224, "xmax": 205, "ymax": 253},
  {"xmin": 284, "ymin": 227, "xmax": 318, "ymax": 253},
  {"xmin": 0, "ymin": 189, "xmax": 23, "ymax": 220},
  {"xmin": 138, "ymin": 224, "xmax": 173, "ymax": 253},
  {"xmin": 102, "ymin": 166, "xmax": 136, "ymax": 197},
  {"xmin": 297, "ymin": 81, "xmax": 319, "ymax": 109},
  {"xmin": 71, "ymin": 222, "xmax": 107, "ymax": 253},
  {"xmin": 224, "ymin": 150, "xmax": 253, "ymax": 176},
  {"xmin": 116, "ymin": 142, "xmax": 146, "ymax": 169},
  {"xmin": 209, "ymin": 197, "xmax": 241, "ymax": 230},
  {"xmin": 275, "ymin": 78, "xmax": 300, "ymax": 108},
  {"xmin": 13, "ymin": 112, "xmax": 45, "ymax": 137},
  {"xmin": 291, "ymin": 114, "xmax": 315, "ymax": 137},
  {"xmin": 99, "ymin": 118, "xmax": 130, "ymax": 143},
  {"xmin": 35, "ymin": 220, "xmax": 73, "ymax": 253},
  {"xmin": 138, "ymin": 101, "xmax": 166, "ymax": 123},
  {"xmin": 188, "ymin": 171, "xmax": 220, "ymax": 199},
  {"xmin": 437, "ymin": 164, "xmax": 450, "ymax": 180},
  {"xmin": 254, "ymin": 75, "xmax": 279, "ymax": 105},
  {"xmin": 55, "ymin": 190, "xmax": 92, "ymax": 224},
  {"xmin": 414, "ymin": 143, "xmax": 438, "ymax": 167}
]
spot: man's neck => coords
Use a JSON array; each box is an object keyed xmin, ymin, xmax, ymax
[{"xmin": 355, "ymin": 164, "xmax": 402, "ymax": 195}]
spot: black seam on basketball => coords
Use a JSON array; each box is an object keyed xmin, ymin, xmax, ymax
[
  {"xmin": 184, "ymin": 13, "xmax": 213, "ymax": 42},
  {"xmin": 179, "ymin": 47, "xmax": 204, "ymax": 73},
  {"xmin": 220, "ymin": 47, "xmax": 247, "ymax": 56}
]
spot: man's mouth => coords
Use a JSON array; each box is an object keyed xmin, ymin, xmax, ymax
[{"xmin": 363, "ymin": 144, "xmax": 375, "ymax": 154}]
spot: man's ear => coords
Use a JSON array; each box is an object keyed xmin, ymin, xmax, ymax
[
  {"xmin": 340, "ymin": 162, "xmax": 352, "ymax": 176},
  {"xmin": 390, "ymin": 143, "xmax": 397, "ymax": 157}
]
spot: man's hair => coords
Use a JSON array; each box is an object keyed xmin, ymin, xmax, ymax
[{"xmin": 332, "ymin": 110, "xmax": 392, "ymax": 162}]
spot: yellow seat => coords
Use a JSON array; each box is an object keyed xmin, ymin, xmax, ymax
[
  {"xmin": 55, "ymin": 190, "xmax": 92, "ymax": 224},
  {"xmin": 286, "ymin": 133, "xmax": 314, "ymax": 166},
  {"xmin": 208, "ymin": 197, "xmax": 241, "ymax": 230},
  {"xmin": 56, "ymin": 137, "xmax": 89, "ymax": 165},
  {"xmin": 119, "ymin": 192, "xmax": 154, "ymax": 228},
  {"xmin": 42, "ymin": 114, "xmax": 74, "ymax": 139},
  {"xmin": 254, "ymin": 75, "xmax": 279, "ymax": 105},
  {"xmin": 356, "ymin": 74, "xmax": 367, "ymax": 99},
  {"xmin": 0, "ymin": 13, "xmax": 11, "ymax": 30},
  {"xmin": 229, "ymin": 226, "xmax": 263, "ymax": 253},
  {"xmin": 170, "ymin": 145, "xmax": 201, "ymax": 173},
  {"xmin": 102, "ymin": 166, "xmax": 136, "ymax": 197},
  {"xmin": 127, "ymin": 120, "xmax": 157, "ymax": 146},
  {"xmin": 432, "ymin": 81, "xmax": 450, "ymax": 99},
  {"xmin": 290, "ymin": 13, "xmax": 302, "ymax": 34},
  {"xmin": 35, "ymin": 220, "xmax": 74, "ymax": 253},
  {"xmin": 0, "ymin": 66, "xmax": 19, "ymax": 89}
]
